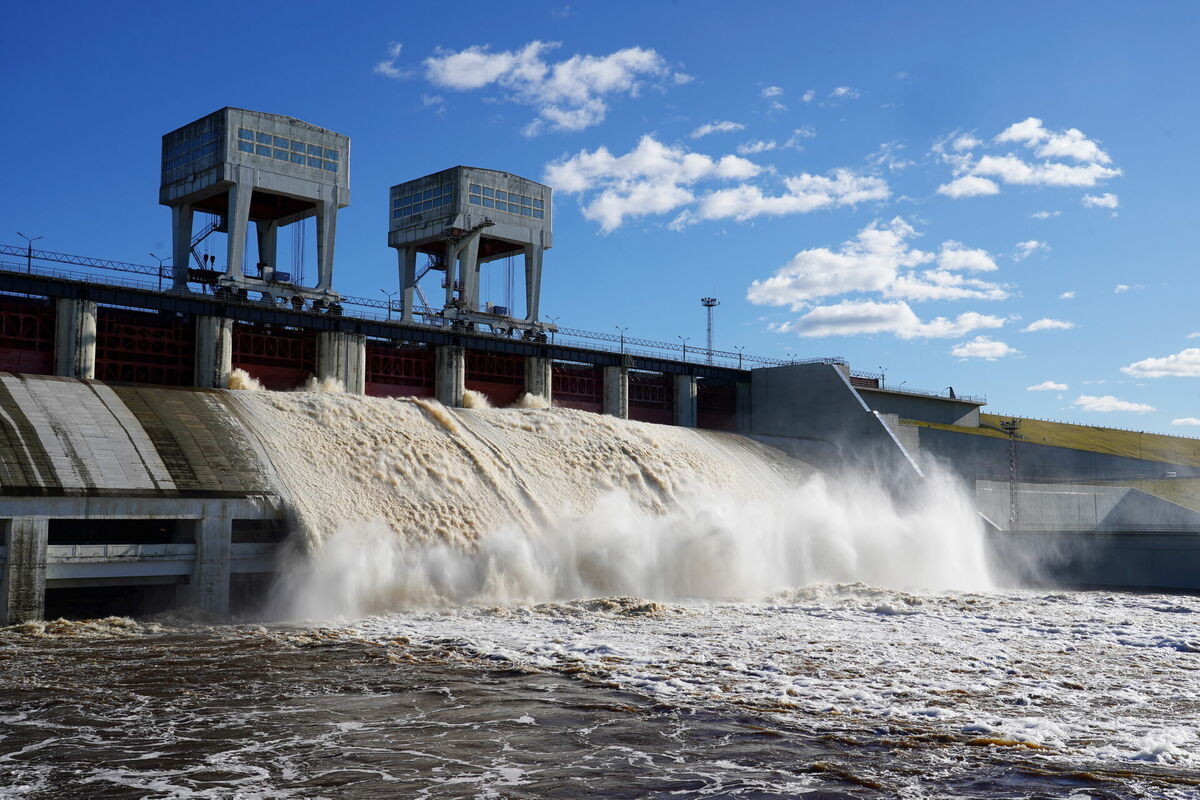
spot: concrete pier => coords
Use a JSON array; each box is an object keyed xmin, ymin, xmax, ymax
[
  {"xmin": 524, "ymin": 356, "xmax": 552, "ymax": 404},
  {"xmin": 1, "ymin": 518, "xmax": 49, "ymax": 624},
  {"xmin": 603, "ymin": 366, "xmax": 628, "ymax": 419},
  {"xmin": 191, "ymin": 513, "xmax": 231, "ymax": 616},
  {"xmin": 317, "ymin": 331, "xmax": 366, "ymax": 394},
  {"xmin": 194, "ymin": 316, "xmax": 233, "ymax": 389},
  {"xmin": 435, "ymin": 345, "xmax": 465, "ymax": 407},
  {"xmin": 673, "ymin": 374, "xmax": 697, "ymax": 428},
  {"xmin": 53, "ymin": 298, "xmax": 96, "ymax": 379}
]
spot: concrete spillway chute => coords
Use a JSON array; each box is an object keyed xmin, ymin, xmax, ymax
[{"xmin": 388, "ymin": 166, "xmax": 555, "ymax": 338}]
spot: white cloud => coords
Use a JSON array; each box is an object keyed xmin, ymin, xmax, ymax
[
  {"xmin": 1188, "ymin": 332, "xmax": 1200, "ymax": 339},
  {"xmin": 1014, "ymin": 240, "xmax": 1048, "ymax": 261},
  {"xmin": 691, "ymin": 120, "xmax": 745, "ymax": 139},
  {"xmin": 938, "ymin": 241, "xmax": 998, "ymax": 272},
  {"xmin": 545, "ymin": 135, "xmax": 761, "ymax": 231},
  {"xmin": 762, "ymin": 86, "xmax": 783, "ymax": 98},
  {"xmin": 1060, "ymin": 290, "xmax": 1076, "ymax": 299},
  {"xmin": 1121, "ymin": 348, "xmax": 1200, "ymax": 378},
  {"xmin": 422, "ymin": 41, "xmax": 685, "ymax": 134},
  {"xmin": 1082, "ymin": 192, "xmax": 1119, "ymax": 209},
  {"xmin": 1031, "ymin": 210, "xmax": 1061, "ymax": 219},
  {"xmin": 782, "ymin": 126, "xmax": 816, "ymax": 149},
  {"xmin": 772, "ymin": 301, "xmax": 1005, "ymax": 339},
  {"xmin": 951, "ymin": 336, "xmax": 1018, "ymax": 360},
  {"xmin": 1022, "ymin": 318, "xmax": 1075, "ymax": 332},
  {"xmin": 1073, "ymin": 394, "xmax": 1155, "ymax": 413},
  {"xmin": 937, "ymin": 176, "xmax": 999, "ymax": 198},
  {"xmin": 996, "ymin": 117, "xmax": 1112, "ymax": 163},
  {"xmin": 1028, "ymin": 380, "xmax": 1068, "ymax": 391},
  {"xmin": 737, "ymin": 139, "xmax": 777, "ymax": 155},
  {"xmin": 420, "ymin": 93, "xmax": 445, "ymax": 107},
  {"xmin": 936, "ymin": 118, "xmax": 1121, "ymax": 199},
  {"xmin": 830, "ymin": 86, "xmax": 859, "ymax": 99},
  {"xmin": 689, "ymin": 168, "xmax": 889, "ymax": 225},
  {"xmin": 746, "ymin": 218, "xmax": 1008, "ymax": 311},
  {"xmin": 801, "ymin": 89, "xmax": 815, "ymax": 102},
  {"xmin": 1115, "ymin": 284, "xmax": 1130, "ymax": 293},
  {"xmin": 971, "ymin": 154, "xmax": 1121, "ymax": 187},
  {"xmin": 1172, "ymin": 418, "xmax": 1200, "ymax": 426},
  {"xmin": 374, "ymin": 42, "xmax": 410, "ymax": 79}
]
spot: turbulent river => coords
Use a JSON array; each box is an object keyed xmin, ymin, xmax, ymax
[{"xmin": 2, "ymin": 393, "xmax": 1198, "ymax": 798}]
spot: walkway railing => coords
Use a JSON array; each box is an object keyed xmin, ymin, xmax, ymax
[{"xmin": 0, "ymin": 243, "xmax": 837, "ymax": 371}]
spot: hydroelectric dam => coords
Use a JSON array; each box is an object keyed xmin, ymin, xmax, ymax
[{"xmin": 4, "ymin": 107, "xmax": 1200, "ymax": 624}]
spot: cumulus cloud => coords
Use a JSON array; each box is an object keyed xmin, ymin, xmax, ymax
[
  {"xmin": 995, "ymin": 117, "xmax": 1112, "ymax": 163},
  {"xmin": 937, "ymin": 176, "xmax": 999, "ymax": 198},
  {"xmin": 547, "ymin": 135, "xmax": 891, "ymax": 232},
  {"xmin": 374, "ymin": 42, "xmax": 409, "ymax": 79},
  {"xmin": 1188, "ymin": 332, "xmax": 1200, "ymax": 339},
  {"xmin": 1073, "ymin": 395, "xmax": 1155, "ymax": 413},
  {"xmin": 747, "ymin": 217, "xmax": 1009, "ymax": 318},
  {"xmin": 951, "ymin": 336, "xmax": 1018, "ymax": 360},
  {"xmin": 772, "ymin": 301, "xmax": 1005, "ymax": 339},
  {"xmin": 1022, "ymin": 318, "xmax": 1075, "ymax": 332},
  {"xmin": 1028, "ymin": 380, "xmax": 1068, "ymax": 391},
  {"xmin": 545, "ymin": 135, "xmax": 760, "ymax": 231},
  {"xmin": 1031, "ymin": 210, "xmax": 1061, "ymax": 219},
  {"xmin": 1060, "ymin": 290, "xmax": 1076, "ymax": 299},
  {"xmin": 1121, "ymin": 348, "xmax": 1200, "ymax": 378},
  {"xmin": 1172, "ymin": 418, "xmax": 1200, "ymax": 426},
  {"xmin": 684, "ymin": 168, "xmax": 888, "ymax": 226},
  {"xmin": 782, "ymin": 126, "xmax": 816, "ymax": 149},
  {"xmin": 1014, "ymin": 240, "xmax": 1048, "ymax": 261},
  {"xmin": 830, "ymin": 86, "xmax": 859, "ymax": 99},
  {"xmin": 762, "ymin": 86, "xmax": 783, "ymax": 98},
  {"xmin": 1115, "ymin": 284, "xmax": 1131, "ymax": 293},
  {"xmin": 801, "ymin": 89, "xmax": 815, "ymax": 102},
  {"xmin": 936, "ymin": 117, "xmax": 1121, "ymax": 198},
  {"xmin": 971, "ymin": 155, "xmax": 1120, "ymax": 187},
  {"xmin": 691, "ymin": 120, "xmax": 744, "ymax": 139},
  {"xmin": 1082, "ymin": 192, "xmax": 1119, "ymax": 209},
  {"xmin": 422, "ymin": 41, "xmax": 686, "ymax": 134},
  {"xmin": 737, "ymin": 139, "xmax": 777, "ymax": 155}
]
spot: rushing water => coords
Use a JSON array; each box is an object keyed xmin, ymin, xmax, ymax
[{"xmin": 2, "ymin": 395, "xmax": 1198, "ymax": 797}]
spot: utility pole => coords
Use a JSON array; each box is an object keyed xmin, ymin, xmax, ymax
[
  {"xmin": 380, "ymin": 288, "xmax": 398, "ymax": 321},
  {"xmin": 149, "ymin": 252, "xmax": 170, "ymax": 292},
  {"xmin": 677, "ymin": 335, "xmax": 690, "ymax": 362},
  {"xmin": 999, "ymin": 418, "xmax": 1022, "ymax": 530},
  {"xmin": 17, "ymin": 232, "xmax": 43, "ymax": 273},
  {"xmin": 701, "ymin": 297, "xmax": 719, "ymax": 365}
]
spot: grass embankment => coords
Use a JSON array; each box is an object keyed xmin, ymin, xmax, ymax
[{"xmin": 902, "ymin": 414, "xmax": 1200, "ymax": 510}]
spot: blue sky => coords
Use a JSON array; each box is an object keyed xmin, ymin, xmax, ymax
[{"xmin": 4, "ymin": 1, "xmax": 1200, "ymax": 432}]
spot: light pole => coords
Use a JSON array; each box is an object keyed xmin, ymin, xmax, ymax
[
  {"xmin": 878, "ymin": 365, "xmax": 886, "ymax": 389},
  {"xmin": 547, "ymin": 314, "xmax": 560, "ymax": 344},
  {"xmin": 677, "ymin": 335, "xmax": 691, "ymax": 362},
  {"xmin": 733, "ymin": 345, "xmax": 745, "ymax": 370},
  {"xmin": 17, "ymin": 232, "xmax": 43, "ymax": 273},
  {"xmin": 786, "ymin": 352, "xmax": 797, "ymax": 365},
  {"xmin": 380, "ymin": 288, "xmax": 398, "ymax": 321},
  {"xmin": 149, "ymin": 252, "xmax": 170, "ymax": 292},
  {"xmin": 615, "ymin": 325, "xmax": 628, "ymax": 355}
]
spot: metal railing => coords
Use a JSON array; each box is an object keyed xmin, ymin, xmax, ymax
[{"xmin": 0, "ymin": 243, "xmax": 851, "ymax": 371}]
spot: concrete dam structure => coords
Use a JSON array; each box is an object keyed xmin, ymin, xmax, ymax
[{"xmin": 0, "ymin": 373, "xmax": 283, "ymax": 623}]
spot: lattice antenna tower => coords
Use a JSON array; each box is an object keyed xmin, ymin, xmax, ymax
[
  {"xmin": 998, "ymin": 418, "xmax": 1022, "ymax": 530},
  {"xmin": 701, "ymin": 297, "xmax": 719, "ymax": 364}
]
